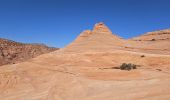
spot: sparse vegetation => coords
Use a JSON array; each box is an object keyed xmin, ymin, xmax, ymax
[
  {"xmin": 99, "ymin": 63, "xmax": 138, "ymax": 71},
  {"xmin": 151, "ymin": 39, "xmax": 156, "ymax": 41},
  {"xmin": 141, "ymin": 55, "xmax": 145, "ymax": 57},
  {"xmin": 120, "ymin": 63, "xmax": 137, "ymax": 71},
  {"xmin": 156, "ymin": 69, "xmax": 162, "ymax": 71}
]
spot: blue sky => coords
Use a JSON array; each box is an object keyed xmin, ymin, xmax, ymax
[{"xmin": 0, "ymin": 0, "xmax": 170, "ymax": 48}]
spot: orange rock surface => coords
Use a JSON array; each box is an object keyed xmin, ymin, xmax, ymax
[{"xmin": 0, "ymin": 23, "xmax": 170, "ymax": 100}]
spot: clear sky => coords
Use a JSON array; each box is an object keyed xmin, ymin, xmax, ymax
[{"xmin": 0, "ymin": 0, "xmax": 170, "ymax": 48}]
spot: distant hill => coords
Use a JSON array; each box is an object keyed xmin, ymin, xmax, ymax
[{"xmin": 0, "ymin": 38, "xmax": 58, "ymax": 66}]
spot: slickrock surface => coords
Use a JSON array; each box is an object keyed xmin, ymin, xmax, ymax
[
  {"xmin": 64, "ymin": 22, "xmax": 126, "ymax": 52},
  {"xmin": 126, "ymin": 29, "xmax": 170, "ymax": 54},
  {"xmin": 131, "ymin": 29, "xmax": 170, "ymax": 41},
  {"xmin": 0, "ymin": 23, "xmax": 170, "ymax": 100},
  {"xmin": 0, "ymin": 38, "xmax": 58, "ymax": 66}
]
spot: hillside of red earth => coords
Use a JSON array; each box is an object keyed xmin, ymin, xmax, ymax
[{"xmin": 0, "ymin": 38, "xmax": 58, "ymax": 66}]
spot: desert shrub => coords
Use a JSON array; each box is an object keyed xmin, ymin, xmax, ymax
[
  {"xmin": 156, "ymin": 69, "xmax": 162, "ymax": 71},
  {"xmin": 151, "ymin": 39, "xmax": 156, "ymax": 41},
  {"xmin": 141, "ymin": 55, "xmax": 145, "ymax": 57},
  {"xmin": 120, "ymin": 63, "xmax": 137, "ymax": 71}
]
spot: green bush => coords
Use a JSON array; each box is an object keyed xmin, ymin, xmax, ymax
[{"xmin": 120, "ymin": 63, "xmax": 137, "ymax": 71}]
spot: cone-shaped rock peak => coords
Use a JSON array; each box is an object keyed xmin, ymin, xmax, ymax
[
  {"xmin": 63, "ymin": 22, "xmax": 125, "ymax": 52},
  {"xmin": 92, "ymin": 22, "xmax": 112, "ymax": 34}
]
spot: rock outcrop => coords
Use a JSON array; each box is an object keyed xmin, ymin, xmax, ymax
[
  {"xmin": 64, "ymin": 22, "xmax": 125, "ymax": 52},
  {"xmin": 0, "ymin": 23, "xmax": 170, "ymax": 100},
  {"xmin": 127, "ymin": 29, "xmax": 170, "ymax": 54},
  {"xmin": 63, "ymin": 23, "xmax": 170, "ymax": 54},
  {"xmin": 0, "ymin": 38, "xmax": 58, "ymax": 66},
  {"xmin": 130, "ymin": 29, "xmax": 170, "ymax": 41}
]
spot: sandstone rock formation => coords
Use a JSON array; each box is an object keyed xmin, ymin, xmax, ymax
[
  {"xmin": 131, "ymin": 29, "xmax": 170, "ymax": 41},
  {"xmin": 127, "ymin": 29, "xmax": 170, "ymax": 54},
  {"xmin": 0, "ymin": 23, "xmax": 170, "ymax": 100},
  {"xmin": 0, "ymin": 38, "xmax": 58, "ymax": 66},
  {"xmin": 64, "ymin": 22, "xmax": 126, "ymax": 52}
]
